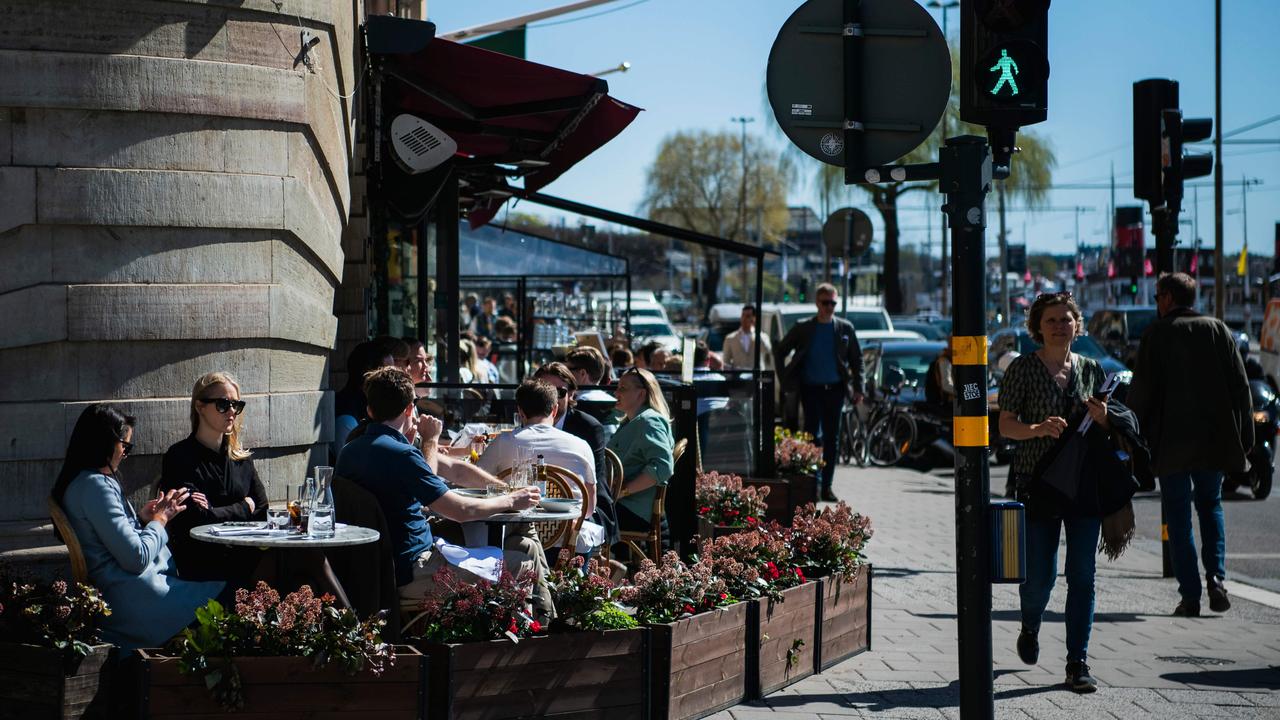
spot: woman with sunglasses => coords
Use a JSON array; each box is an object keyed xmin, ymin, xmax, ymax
[
  {"xmin": 53, "ymin": 404, "xmax": 224, "ymax": 650},
  {"xmin": 607, "ymin": 368, "xmax": 675, "ymax": 536},
  {"xmin": 158, "ymin": 372, "xmax": 269, "ymax": 582}
]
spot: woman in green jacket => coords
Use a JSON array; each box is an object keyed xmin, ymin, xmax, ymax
[{"xmin": 608, "ymin": 368, "xmax": 675, "ymax": 532}]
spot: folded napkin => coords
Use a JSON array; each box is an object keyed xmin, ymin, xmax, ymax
[
  {"xmin": 208, "ymin": 524, "xmax": 275, "ymax": 537},
  {"xmin": 433, "ymin": 537, "xmax": 504, "ymax": 582}
]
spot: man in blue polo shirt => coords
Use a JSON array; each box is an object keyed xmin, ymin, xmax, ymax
[
  {"xmin": 336, "ymin": 366, "xmax": 546, "ymax": 612},
  {"xmin": 775, "ymin": 283, "xmax": 865, "ymax": 502}
]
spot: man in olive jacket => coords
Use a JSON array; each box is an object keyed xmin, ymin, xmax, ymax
[
  {"xmin": 1127, "ymin": 272, "xmax": 1252, "ymax": 618},
  {"xmin": 775, "ymin": 283, "xmax": 865, "ymax": 502}
]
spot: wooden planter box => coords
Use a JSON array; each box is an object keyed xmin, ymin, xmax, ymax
[
  {"xmin": 747, "ymin": 581, "xmax": 818, "ymax": 699},
  {"xmin": 815, "ymin": 565, "xmax": 873, "ymax": 671},
  {"xmin": 0, "ymin": 642, "xmax": 114, "ymax": 720},
  {"xmin": 417, "ymin": 628, "xmax": 648, "ymax": 720},
  {"xmin": 649, "ymin": 601, "xmax": 749, "ymax": 720},
  {"xmin": 743, "ymin": 474, "xmax": 817, "ymax": 526},
  {"xmin": 135, "ymin": 646, "xmax": 426, "ymax": 719}
]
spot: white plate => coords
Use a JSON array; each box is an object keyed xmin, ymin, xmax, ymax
[{"xmin": 539, "ymin": 498, "xmax": 581, "ymax": 513}]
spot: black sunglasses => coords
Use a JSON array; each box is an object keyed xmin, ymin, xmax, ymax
[
  {"xmin": 118, "ymin": 438, "xmax": 134, "ymax": 457},
  {"xmin": 201, "ymin": 397, "xmax": 247, "ymax": 414},
  {"xmin": 554, "ymin": 386, "xmax": 569, "ymax": 398},
  {"xmin": 819, "ymin": 299, "xmax": 837, "ymax": 307}
]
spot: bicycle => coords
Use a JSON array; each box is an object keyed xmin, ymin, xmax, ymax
[{"xmin": 864, "ymin": 377, "xmax": 918, "ymax": 467}]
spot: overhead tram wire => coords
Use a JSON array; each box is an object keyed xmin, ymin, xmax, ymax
[{"xmin": 526, "ymin": 0, "xmax": 650, "ymax": 28}]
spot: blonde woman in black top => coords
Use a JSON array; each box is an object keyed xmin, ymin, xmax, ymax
[{"xmin": 159, "ymin": 371, "xmax": 268, "ymax": 582}]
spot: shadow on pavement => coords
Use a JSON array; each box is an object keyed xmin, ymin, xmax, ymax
[
  {"xmin": 1160, "ymin": 666, "xmax": 1280, "ymax": 690},
  {"xmin": 768, "ymin": 673, "xmax": 1060, "ymax": 712}
]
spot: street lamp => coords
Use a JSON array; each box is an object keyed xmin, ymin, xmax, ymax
[
  {"xmin": 592, "ymin": 61, "xmax": 631, "ymax": 77},
  {"xmin": 926, "ymin": 0, "xmax": 959, "ymax": 37}
]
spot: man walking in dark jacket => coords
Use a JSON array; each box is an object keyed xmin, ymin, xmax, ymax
[
  {"xmin": 775, "ymin": 283, "xmax": 865, "ymax": 501},
  {"xmin": 1127, "ymin": 273, "xmax": 1253, "ymax": 617}
]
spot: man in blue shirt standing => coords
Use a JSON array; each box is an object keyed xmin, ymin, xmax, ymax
[
  {"xmin": 336, "ymin": 366, "xmax": 546, "ymax": 613},
  {"xmin": 775, "ymin": 283, "xmax": 865, "ymax": 501}
]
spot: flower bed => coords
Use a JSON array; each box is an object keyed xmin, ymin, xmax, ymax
[
  {"xmin": 0, "ymin": 572, "xmax": 114, "ymax": 718},
  {"xmin": 647, "ymin": 602, "xmax": 749, "ymax": 720},
  {"xmin": 0, "ymin": 641, "xmax": 114, "ymax": 720},
  {"xmin": 788, "ymin": 502, "xmax": 875, "ymax": 670},
  {"xmin": 411, "ymin": 554, "xmax": 648, "ymax": 720},
  {"xmin": 136, "ymin": 647, "xmax": 426, "ymax": 719},
  {"xmin": 146, "ymin": 581, "xmax": 404, "ymax": 716}
]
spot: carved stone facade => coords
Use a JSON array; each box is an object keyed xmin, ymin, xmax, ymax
[{"xmin": 0, "ymin": 0, "xmax": 363, "ymax": 563}]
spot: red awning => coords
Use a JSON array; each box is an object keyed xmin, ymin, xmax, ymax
[{"xmin": 369, "ymin": 17, "xmax": 641, "ymax": 226}]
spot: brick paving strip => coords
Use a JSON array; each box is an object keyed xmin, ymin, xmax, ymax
[{"xmin": 715, "ymin": 466, "xmax": 1280, "ymax": 719}]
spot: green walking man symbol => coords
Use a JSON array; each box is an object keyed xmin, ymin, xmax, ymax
[{"xmin": 989, "ymin": 48, "xmax": 1019, "ymax": 96}]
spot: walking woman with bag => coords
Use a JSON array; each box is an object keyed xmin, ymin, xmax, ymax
[{"xmin": 998, "ymin": 292, "xmax": 1109, "ymax": 693}]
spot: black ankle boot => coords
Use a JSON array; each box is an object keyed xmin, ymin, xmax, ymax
[
  {"xmin": 1065, "ymin": 660, "xmax": 1098, "ymax": 693},
  {"xmin": 1016, "ymin": 628, "xmax": 1039, "ymax": 665},
  {"xmin": 1207, "ymin": 575, "xmax": 1231, "ymax": 612}
]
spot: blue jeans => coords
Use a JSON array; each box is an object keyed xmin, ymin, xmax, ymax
[
  {"xmin": 1020, "ymin": 514, "xmax": 1102, "ymax": 663},
  {"xmin": 1159, "ymin": 471, "xmax": 1227, "ymax": 603},
  {"xmin": 800, "ymin": 383, "xmax": 845, "ymax": 488}
]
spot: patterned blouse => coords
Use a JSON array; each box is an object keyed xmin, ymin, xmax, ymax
[{"xmin": 998, "ymin": 352, "xmax": 1106, "ymax": 476}]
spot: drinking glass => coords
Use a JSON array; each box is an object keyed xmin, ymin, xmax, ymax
[
  {"xmin": 267, "ymin": 505, "xmax": 290, "ymax": 530},
  {"xmin": 485, "ymin": 478, "xmax": 509, "ymax": 498}
]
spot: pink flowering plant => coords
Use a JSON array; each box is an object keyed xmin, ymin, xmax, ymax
[
  {"xmin": 616, "ymin": 550, "xmax": 733, "ymax": 625},
  {"xmin": 695, "ymin": 470, "xmax": 769, "ymax": 527},
  {"xmin": 412, "ymin": 565, "xmax": 542, "ymax": 644},
  {"xmin": 548, "ymin": 550, "xmax": 637, "ymax": 631},
  {"xmin": 705, "ymin": 522, "xmax": 808, "ymax": 602},
  {"xmin": 173, "ymin": 581, "xmax": 393, "ymax": 711},
  {"xmin": 789, "ymin": 502, "xmax": 874, "ymax": 581},
  {"xmin": 0, "ymin": 568, "xmax": 110, "ymax": 657},
  {"xmin": 774, "ymin": 428, "xmax": 825, "ymax": 476}
]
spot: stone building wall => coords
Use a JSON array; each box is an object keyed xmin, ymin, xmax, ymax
[{"xmin": 0, "ymin": 0, "xmax": 362, "ymax": 562}]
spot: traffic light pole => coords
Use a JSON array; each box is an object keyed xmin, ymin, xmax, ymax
[
  {"xmin": 942, "ymin": 135, "xmax": 995, "ymax": 720},
  {"xmin": 859, "ymin": 134, "xmax": 995, "ymax": 720}
]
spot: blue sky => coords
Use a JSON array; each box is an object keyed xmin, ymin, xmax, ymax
[{"xmin": 426, "ymin": 0, "xmax": 1280, "ymax": 258}]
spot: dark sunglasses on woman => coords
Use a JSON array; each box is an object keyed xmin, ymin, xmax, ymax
[{"xmin": 201, "ymin": 397, "xmax": 247, "ymax": 414}]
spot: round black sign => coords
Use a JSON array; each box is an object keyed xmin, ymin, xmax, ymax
[
  {"xmin": 823, "ymin": 208, "xmax": 874, "ymax": 257},
  {"xmin": 766, "ymin": 0, "xmax": 951, "ymax": 169}
]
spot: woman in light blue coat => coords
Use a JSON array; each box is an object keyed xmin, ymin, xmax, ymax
[{"xmin": 53, "ymin": 404, "xmax": 224, "ymax": 650}]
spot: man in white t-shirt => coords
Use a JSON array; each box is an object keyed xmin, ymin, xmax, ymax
[{"xmin": 478, "ymin": 379, "xmax": 597, "ymax": 516}]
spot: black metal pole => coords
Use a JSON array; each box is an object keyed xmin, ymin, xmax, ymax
[
  {"xmin": 842, "ymin": 0, "xmax": 863, "ymax": 185},
  {"xmin": 437, "ymin": 172, "xmax": 460, "ymax": 383},
  {"xmin": 941, "ymin": 135, "xmax": 994, "ymax": 720}
]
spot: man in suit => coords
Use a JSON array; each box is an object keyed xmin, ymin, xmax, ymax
[
  {"xmin": 1127, "ymin": 272, "xmax": 1252, "ymax": 617},
  {"xmin": 534, "ymin": 362, "xmax": 619, "ymax": 547},
  {"xmin": 775, "ymin": 283, "xmax": 865, "ymax": 502},
  {"xmin": 721, "ymin": 304, "xmax": 773, "ymax": 371}
]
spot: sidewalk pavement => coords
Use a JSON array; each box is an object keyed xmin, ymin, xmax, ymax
[{"xmin": 716, "ymin": 465, "xmax": 1280, "ymax": 719}]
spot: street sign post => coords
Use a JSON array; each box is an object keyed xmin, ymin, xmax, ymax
[
  {"xmin": 766, "ymin": 0, "xmax": 951, "ymax": 180},
  {"xmin": 824, "ymin": 207, "xmax": 874, "ymax": 314}
]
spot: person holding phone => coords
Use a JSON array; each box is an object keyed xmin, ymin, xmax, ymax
[
  {"xmin": 158, "ymin": 372, "xmax": 268, "ymax": 583},
  {"xmin": 998, "ymin": 292, "xmax": 1108, "ymax": 693},
  {"xmin": 53, "ymin": 404, "xmax": 224, "ymax": 650}
]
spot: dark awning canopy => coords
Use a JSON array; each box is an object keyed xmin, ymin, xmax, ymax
[{"xmin": 366, "ymin": 16, "xmax": 641, "ymax": 227}]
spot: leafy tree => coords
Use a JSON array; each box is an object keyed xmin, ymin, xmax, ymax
[{"xmin": 642, "ymin": 130, "xmax": 793, "ymax": 316}]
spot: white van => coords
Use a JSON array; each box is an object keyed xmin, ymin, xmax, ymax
[{"xmin": 760, "ymin": 303, "xmax": 898, "ymax": 345}]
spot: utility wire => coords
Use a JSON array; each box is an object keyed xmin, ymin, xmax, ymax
[{"xmin": 527, "ymin": 0, "xmax": 650, "ymax": 28}]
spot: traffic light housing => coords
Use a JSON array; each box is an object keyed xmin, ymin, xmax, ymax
[
  {"xmin": 1132, "ymin": 79, "xmax": 1177, "ymax": 204},
  {"xmin": 1162, "ymin": 109, "xmax": 1213, "ymax": 213},
  {"xmin": 1128, "ymin": 277, "xmax": 1139, "ymax": 297},
  {"xmin": 960, "ymin": 0, "xmax": 1051, "ymax": 129}
]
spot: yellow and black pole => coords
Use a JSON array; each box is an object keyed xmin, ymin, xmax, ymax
[{"xmin": 942, "ymin": 135, "xmax": 994, "ymax": 716}]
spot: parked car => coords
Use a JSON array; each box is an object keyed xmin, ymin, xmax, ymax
[
  {"xmin": 705, "ymin": 303, "xmax": 744, "ymax": 352},
  {"xmin": 760, "ymin": 303, "xmax": 894, "ymax": 347},
  {"xmin": 890, "ymin": 319, "xmax": 947, "ymax": 341},
  {"xmin": 627, "ymin": 317, "xmax": 683, "ymax": 353},
  {"xmin": 988, "ymin": 326, "xmax": 1130, "ymax": 379},
  {"xmin": 1086, "ymin": 306, "xmax": 1159, "ymax": 368}
]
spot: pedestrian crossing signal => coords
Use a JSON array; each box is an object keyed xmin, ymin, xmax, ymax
[{"xmin": 961, "ymin": 0, "xmax": 1050, "ymax": 128}]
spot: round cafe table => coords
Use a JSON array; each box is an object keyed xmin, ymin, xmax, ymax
[
  {"xmin": 191, "ymin": 523, "xmax": 380, "ymax": 548},
  {"xmin": 462, "ymin": 508, "xmax": 581, "ymax": 547}
]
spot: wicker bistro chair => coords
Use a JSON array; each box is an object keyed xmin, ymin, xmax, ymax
[
  {"xmin": 617, "ymin": 438, "xmax": 687, "ymax": 566},
  {"xmin": 496, "ymin": 464, "xmax": 590, "ymax": 551},
  {"xmin": 599, "ymin": 449, "xmax": 626, "ymax": 561},
  {"xmin": 47, "ymin": 497, "xmax": 89, "ymax": 585}
]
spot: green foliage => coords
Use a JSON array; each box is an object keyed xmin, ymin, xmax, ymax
[
  {"xmin": 171, "ymin": 582, "xmax": 394, "ymax": 711},
  {"xmin": 0, "ymin": 568, "xmax": 110, "ymax": 657},
  {"xmin": 580, "ymin": 604, "xmax": 638, "ymax": 632},
  {"xmin": 411, "ymin": 566, "xmax": 540, "ymax": 644}
]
